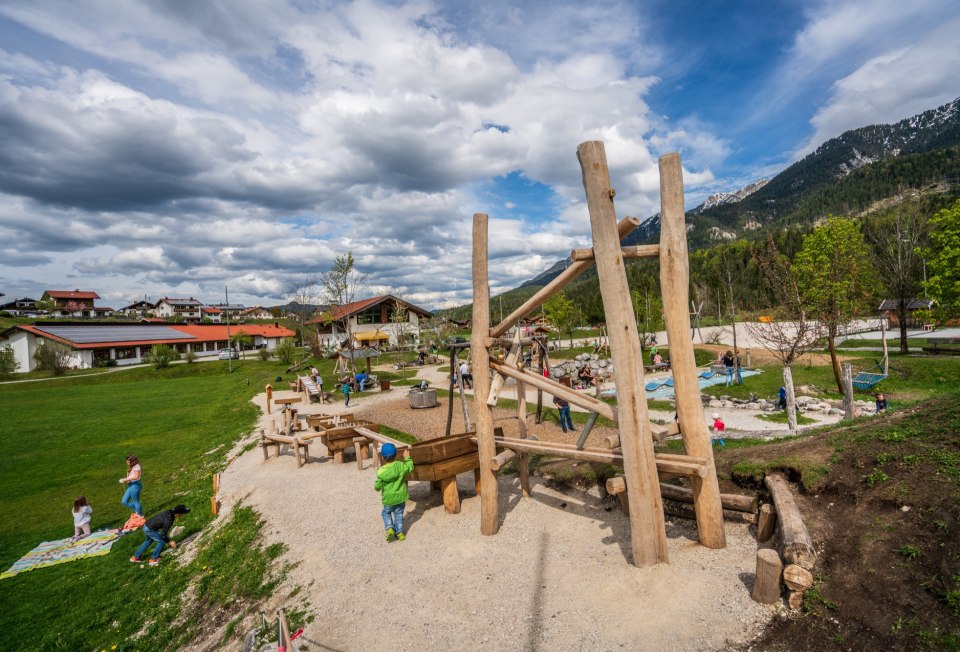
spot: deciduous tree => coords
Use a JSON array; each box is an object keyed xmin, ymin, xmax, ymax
[
  {"xmin": 794, "ymin": 217, "xmax": 878, "ymax": 393},
  {"xmin": 922, "ymin": 198, "xmax": 960, "ymax": 319}
]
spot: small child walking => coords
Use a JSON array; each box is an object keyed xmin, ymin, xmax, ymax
[
  {"xmin": 711, "ymin": 412, "xmax": 726, "ymax": 446},
  {"xmin": 374, "ymin": 443, "xmax": 414, "ymax": 542},
  {"xmin": 71, "ymin": 496, "xmax": 93, "ymax": 541},
  {"xmin": 343, "ymin": 381, "xmax": 351, "ymax": 407}
]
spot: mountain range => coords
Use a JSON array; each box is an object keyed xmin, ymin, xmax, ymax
[{"xmin": 512, "ymin": 95, "xmax": 960, "ymax": 293}]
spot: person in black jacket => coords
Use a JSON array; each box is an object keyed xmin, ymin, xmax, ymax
[{"xmin": 130, "ymin": 504, "xmax": 190, "ymax": 565}]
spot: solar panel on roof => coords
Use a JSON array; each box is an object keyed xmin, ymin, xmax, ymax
[{"xmin": 37, "ymin": 325, "xmax": 194, "ymax": 344}]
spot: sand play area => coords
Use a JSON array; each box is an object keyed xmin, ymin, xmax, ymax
[{"xmin": 216, "ymin": 386, "xmax": 777, "ymax": 651}]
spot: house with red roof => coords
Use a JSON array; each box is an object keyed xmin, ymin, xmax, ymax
[
  {"xmin": 0, "ymin": 322, "xmax": 294, "ymax": 372},
  {"xmin": 41, "ymin": 290, "xmax": 113, "ymax": 318},
  {"xmin": 307, "ymin": 294, "xmax": 431, "ymax": 348},
  {"xmin": 154, "ymin": 297, "xmax": 203, "ymax": 322}
]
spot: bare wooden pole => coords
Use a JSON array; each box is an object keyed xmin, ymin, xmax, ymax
[
  {"xmin": 472, "ymin": 213, "xmax": 499, "ymax": 535},
  {"xmin": 578, "ymin": 141, "xmax": 667, "ymax": 567},
  {"xmin": 658, "ymin": 152, "xmax": 726, "ymax": 550},
  {"xmin": 517, "ymin": 375, "xmax": 531, "ymax": 497},
  {"xmin": 444, "ymin": 348, "xmax": 455, "ymax": 437},
  {"xmin": 784, "ymin": 366, "xmax": 798, "ymax": 432},
  {"xmin": 489, "ymin": 217, "xmax": 642, "ymax": 338}
]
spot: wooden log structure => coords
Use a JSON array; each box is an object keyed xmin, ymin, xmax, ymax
[
  {"xmin": 489, "ymin": 360, "xmax": 616, "ymax": 421},
  {"xmin": 751, "ymin": 549, "xmax": 783, "ymax": 604},
  {"xmin": 258, "ymin": 428, "xmax": 311, "ymax": 467},
  {"xmin": 487, "ymin": 331, "xmax": 522, "ymax": 406},
  {"xmin": 662, "ymin": 498, "xmax": 756, "ymax": 524},
  {"xmin": 569, "ymin": 244, "xmax": 660, "ymax": 261},
  {"xmin": 489, "ymin": 215, "xmax": 642, "ymax": 339},
  {"xmin": 764, "ymin": 473, "xmax": 817, "ymax": 570},
  {"xmin": 659, "ymin": 152, "xmax": 726, "ymax": 550},
  {"xmin": 757, "ymin": 503, "xmax": 777, "ymax": 543},
  {"xmin": 783, "ymin": 564, "xmax": 814, "ymax": 592},
  {"xmin": 605, "ymin": 477, "xmax": 756, "ymax": 513},
  {"xmin": 472, "ymin": 213, "xmax": 499, "ymax": 534}
]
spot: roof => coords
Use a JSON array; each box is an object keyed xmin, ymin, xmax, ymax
[
  {"xmin": 307, "ymin": 294, "xmax": 432, "ymax": 324},
  {"xmin": 120, "ymin": 301, "xmax": 154, "ymax": 311},
  {"xmin": 878, "ymin": 298, "xmax": 935, "ymax": 311},
  {"xmin": 44, "ymin": 290, "xmax": 100, "ymax": 300},
  {"xmin": 201, "ymin": 306, "xmax": 222, "ymax": 313},
  {"xmin": 9, "ymin": 323, "xmax": 295, "ymax": 349},
  {"xmin": 157, "ymin": 297, "xmax": 202, "ymax": 307},
  {"xmin": 355, "ymin": 330, "xmax": 390, "ymax": 341},
  {"xmin": 239, "ymin": 306, "xmax": 269, "ymax": 315}
]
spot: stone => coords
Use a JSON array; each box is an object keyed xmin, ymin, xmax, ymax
[
  {"xmin": 828, "ymin": 408, "xmax": 841, "ymax": 415},
  {"xmin": 709, "ymin": 399, "xmax": 722, "ymax": 408}
]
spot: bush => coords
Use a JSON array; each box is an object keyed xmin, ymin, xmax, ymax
[
  {"xmin": 33, "ymin": 342, "xmax": 73, "ymax": 376},
  {"xmin": 0, "ymin": 345, "xmax": 19, "ymax": 379},
  {"xmin": 148, "ymin": 344, "xmax": 180, "ymax": 370},
  {"xmin": 258, "ymin": 348, "xmax": 271, "ymax": 361},
  {"xmin": 273, "ymin": 338, "xmax": 297, "ymax": 365},
  {"xmin": 92, "ymin": 358, "xmax": 117, "ymax": 368},
  {"xmin": 184, "ymin": 350, "xmax": 197, "ymax": 364}
]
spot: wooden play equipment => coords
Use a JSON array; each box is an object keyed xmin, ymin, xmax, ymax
[
  {"xmin": 300, "ymin": 416, "xmax": 381, "ymax": 464},
  {"xmin": 470, "ymin": 144, "xmax": 726, "ymax": 567}
]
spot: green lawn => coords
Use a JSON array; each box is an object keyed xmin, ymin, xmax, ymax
[{"xmin": 0, "ymin": 358, "xmax": 324, "ymax": 650}]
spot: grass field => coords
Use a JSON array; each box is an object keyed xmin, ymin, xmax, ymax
[{"xmin": 0, "ymin": 357, "xmax": 337, "ymax": 650}]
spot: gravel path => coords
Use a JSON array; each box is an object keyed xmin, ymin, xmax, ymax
[{"xmin": 216, "ymin": 389, "xmax": 775, "ymax": 651}]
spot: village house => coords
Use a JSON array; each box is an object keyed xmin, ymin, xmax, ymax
[
  {"xmin": 308, "ymin": 295, "xmax": 432, "ymax": 349},
  {"xmin": 0, "ymin": 296, "xmax": 41, "ymax": 316},
  {"xmin": 41, "ymin": 290, "xmax": 113, "ymax": 318},
  {"xmin": 238, "ymin": 306, "xmax": 272, "ymax": 320},
  {"xmin": 201, "ymin": 306, "xmax": 223, "ymax": 323},
  {"xmin": 118, "ymin": 300, "xmax": 155, "ymax": 319},
  {"xmin": 153, "ymin": 297, "xmax": 203, "ymax": 322},
  {"xmin": 0, "ymin": 322, "xmax": 295, "ymax": 372}
]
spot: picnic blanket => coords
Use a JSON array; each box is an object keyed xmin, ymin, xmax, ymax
[{"xmin": 1, "ymin": 529, "xmax": 124, "ymax": 579}]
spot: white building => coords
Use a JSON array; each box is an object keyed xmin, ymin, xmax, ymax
[{"xmin": 308, "ymin": 294, "xmax": 432, "ymax": 349}]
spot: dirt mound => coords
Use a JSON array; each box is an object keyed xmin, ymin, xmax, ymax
[{"xmin": 718, "ymin": 397, "xmax": 960, "ymax": 649}]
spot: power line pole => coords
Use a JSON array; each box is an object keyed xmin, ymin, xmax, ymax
[{"xmin": 225, "ymin": 285, "xmax": 233, "ymax": 373}]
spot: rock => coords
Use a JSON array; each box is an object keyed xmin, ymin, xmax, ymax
[
  {"xmin": 805, "ymin": 404, "xmax": 821, "ymax": 412},
  {"xmin": 709, "ymin": 399, "xmax": 722, "ymax": 408},
  {"xmin": 828, "ymin": 408, "xmax": 840, "ymax": 415},
  {"xmin": 795, "ymin": 396, "xmax": 813, "ymax": 406}
]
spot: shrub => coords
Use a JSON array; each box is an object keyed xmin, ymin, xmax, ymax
[
  {"xmin": 0, "ymin": 345, "xmax": 19, "ymax": 379},
  {"xmin": 33, "ymin": 341, "xmax": 73, "ymax": 376},
  {"xmin": 273, "ymin": 338, "xmax": 297, "ymax": 365},
  {"xmin": 92, "ymin": 358, "xmax": 117, "ymax": 368},
  {"xmin": 149, "ymin": 344, "xmax": 180, "ymax": 370},
  {"xmin": 184, "ymin": 350, "xmax": 197, "ymax": 364},
  {"xmin": 258, "ymin": 348, "xmax": 271, "ymax": 361}
]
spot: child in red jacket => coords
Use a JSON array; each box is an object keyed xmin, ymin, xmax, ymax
[{"xmin": 711, "ymin": 412, "xmax": 726, "ymax": 446}]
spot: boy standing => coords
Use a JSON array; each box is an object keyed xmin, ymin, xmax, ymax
[
  {"xmin": 375, "ymin": 443, "xmax": 414, "ymax": 542},
  {"xmin": 342, "ymin": 380, "xmax": 351, "ymax": 406},
  {"xmin": 130, "ymin": 504, "xmax": 190, "ymax": 565},
  {"xmin": 710, "ymin": 412, "xmax": 726, "ymax": 446}
]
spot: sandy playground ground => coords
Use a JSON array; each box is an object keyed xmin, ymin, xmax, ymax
[{"xmin": 210, "ymin": 382, "xmax": 780, "ymax": 652}]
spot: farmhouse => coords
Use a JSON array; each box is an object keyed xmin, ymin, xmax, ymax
[
  {"xmin": 0, "ymin": 296, "xmax": 40, "ymax": 315},
  {"xmin": 41, "ymin": 290, "xmax": 113, "ymax": 318},
  {"xmin": 0, "ymin": 322, "xmax": 295, "ymax": 372},
  {"xmin": 118, "ymin": 300, "xmax": 155, "ymax": 318},
  {"xmin": 201, "ymin": 306, "xmax": 223, "ymax": 323},
  {"xmin": 153, "ymin": 297, "xmax": 203, "ymax": 322},
  {"xmin": 239, "ymin": 306, "xmax": 272, "ymax": 320},
  {"xmin": 308, "ymin": 295, "xmax": 432, "ymax": 348}
]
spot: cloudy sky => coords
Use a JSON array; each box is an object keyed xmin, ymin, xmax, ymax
[{"xmin": 1, "ymin": 0, "xmax": 958, "ymax": 310}]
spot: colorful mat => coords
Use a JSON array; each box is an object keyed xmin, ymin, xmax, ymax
[{"xmin": 1, "ymin": 529, "xmax": 124, "ymax": 579}]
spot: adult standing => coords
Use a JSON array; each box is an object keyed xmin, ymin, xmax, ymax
[
  {"xmin": 722, "ymin": 350, "xmax": 735, "ymax": 387},
  {"xmin": 734, "ymin": 348, "xmax": 743, "ymax": 385},
  {"xmin": 553, "ymin": 396, "xmax": 575, "ymax": 433},
  {"xmin": 119, "ymin": 454, "xmax": 143, "ymax": 515},
  {"xmin": 458, "ymin": 361, "xmax": 473, "ymax": 389}
]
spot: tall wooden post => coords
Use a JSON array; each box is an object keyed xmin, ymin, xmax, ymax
[
  {"xmin": 784, "ymin": 366, "xmax": 798, "ymax": 432},
  {"xmin": 577, "ymin": 141, "xmax": 668, "ymax": 566},
  {"xmin": 471, "ymin": 213, "xmax": 499, "ymax": 535},
  {"xmin": 517, "ymin": 377, "xmax": 531, "ymax": 497},
  {"xmin": 658, "ymin": 152, "xmax": 726, "ymax": 550}
]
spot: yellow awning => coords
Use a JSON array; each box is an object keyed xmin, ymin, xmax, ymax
[{"xmin": 355, "ymin": 331, "xmax": 389, "ymax": 341}]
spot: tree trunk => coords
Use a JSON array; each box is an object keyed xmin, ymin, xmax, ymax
[
  {"xmin": 783, "ymin": 366, "xmax": 797, "ymax": 432},
  {"xmin": 898, "ymin": 298, "xmax": 909, "ymax": 354},
  {"xmin": 827, "ymin": 327, "xmax": 843, "ymax": 394}
]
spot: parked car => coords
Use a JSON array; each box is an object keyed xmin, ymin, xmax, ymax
[{"xmin": 218, "ymin": 348, "xmax": 239, "ymax": 360}]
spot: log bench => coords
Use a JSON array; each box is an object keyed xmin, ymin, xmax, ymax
[
  {"xmin": 406, "ymin": 431, "xmax": 488, "ymax": 514},
  {"xmin": 259, "ymin": 428, "xmax": 311, "ymax": 467},
  {"xmin": 301, "ymin": 421, "xmax": 380, "ymax": 463}
]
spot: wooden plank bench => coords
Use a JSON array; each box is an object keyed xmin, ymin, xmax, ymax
[
  {"xmin": 304, "ymin": 421, "xmax": 380, "ymax": 463},
  {"xmin": 407, "ymin": 432, "xmax": 482, "ymax": 514},
  {"xmin": 298, "ymin": 376, "xmax": 323, "ymax": 403},
  {"xmin": 259, "ymin": 428, "xmax": 311, "ymax": 467}
]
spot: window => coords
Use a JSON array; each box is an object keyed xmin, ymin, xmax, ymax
[{"xmin": 115, "ymin": 347, "xmax": 137, "ymax": 360}]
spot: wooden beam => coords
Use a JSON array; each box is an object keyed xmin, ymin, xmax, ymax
[
  {"xmin": 488, "ymin": 360, "xmax": 616, "ymax": 421},
  {"xmin": 490, "ymin": 449, "xmax": 517, "ymax": 470},
  {"xmin": 757, "ymin": 503, "xmax": 777, "ymax": 542},
  {"xmin": 489, "ymin": 216, "xmax": 641, "ymax": 338},
  {"xmin": 353, "ymin": 426, "xmax": 410, "ymax": 449},
  {"xmin": 659, "ymin": 151, "xmax": 726, "ymax": 550},
  {"xmin": 663, "ymin": 498, "xmax": 756, "ymax": 524},
  {"xmin": 569, "ymin": 244, "xmax": 660, "ymax": 261},
  {"xmin": 751, "ymin": 549, "xmax": 783, "ymax": 604},
  {"xmin": 517, "ymin": 374, "xmax": 531, "ymax": 498},
  {"xmin": 578, "ymin": 140, "xmax": 667, "ymax": 567},
  {"xmin": 487, "ymin": 331, "xmax": 521, "ymax": 406},
  {"xmin": 606, "ymin": 477, "xmax": 755, "ymax": 512},
  {"xmin": 472, "ymin": 213, "xmax": 499, "ymax": 536}
]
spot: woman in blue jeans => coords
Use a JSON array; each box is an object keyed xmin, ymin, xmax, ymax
[{"xmin": 119, "ymin": 454, "xmax": 143, "ymax": 515}]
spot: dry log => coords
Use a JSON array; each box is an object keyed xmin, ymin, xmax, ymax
[
  {"xmin": 490, "ymin": 449, "xmax": 517, "ymax": 471},
  {"xmin": 788, "ymin": 591, "xmax": 804, "ymax": 610},
  {"xmin": 605, "ymin": 477, "xmax": 756, "ymax": 513},
  {"xmin": 764, "ymin": 473, "xmax": 817, "ymax": 570},
  {"xmin": 662, "ymin": 498, "xmax": 756, "ymax": 524},
  {"xmin": 757, "ymin": 503, "xmax": 777, "ymax": 543},
  {"xmin": 569, "ymin": 244, "xmax": 660, "ymax": 261},
  {"xmin": 751, "ymin": 549, "xmax": 783, "ymax": 604},
  {"xmin": 783, "ymin": 564, "xmax": 814, "ymax": 591}
]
